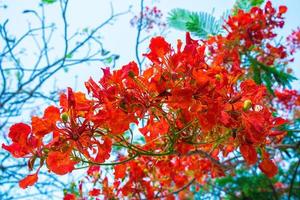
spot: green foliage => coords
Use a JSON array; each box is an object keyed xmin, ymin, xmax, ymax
[
  {"xmin": 42, "ymin": 0, "xmax": 57, "ymax": 4},
  {"xmin": 167, "ymin": 9, "xmax": 226, "ymax": 39},
  {"xmin": 167, "ymin": 8, "xmax": 191, "ymax": 30},
  {"xmin": 247, "ymin": 55, "xmax": 296, "ymax": 94},
  {"xmin": 63, "ymin": 182, "xmax": 80, "ymax": 197},
  {"xmin": 66, "ymin": 53, "xmax": 73, "ymax": 59},
  {"xmin": 104, "ymin": 57, "xmax": 113, "ymax": 65},
  {"xmin": 189, "ymin": 164, "xmax": 300, "ymax": 199},
  {"xmin": 233, "ymin": 0, "xmax": 265, "ymax": 13},
  {"xmin": 215, "ymin": 170, "xmax": 277, "ymax": 200}
]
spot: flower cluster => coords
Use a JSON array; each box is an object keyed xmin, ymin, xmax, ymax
[
  {"xmin": 2, "ymin": 1, "xmax": 297, "ymax": 199},
  {"xmin": 275, "ymin": 89, "xmax": 300, "ymax": 110},
  {"xmin": 287, "ymin": 27, "xmax": 300, "ymax": 54},
  {"xmin": 208, "ymin": 1, "xmax": 289, "ymax": 71},
  {"xmin": 130, "ymin": 6, "xmax": 166, "ymax": 32},
  {"xmin": 3, "ymin": 34, "xmax": 287, "ymax": 196}
]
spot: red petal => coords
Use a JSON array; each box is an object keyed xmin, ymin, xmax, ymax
[
  {"xmin": 240, "ymin": 144, "xmax": 257, "ymax": 165},
  {"xmin": 220, "ymin": 111, "xmax": 231, "ymax": 126},
  {"xmin": 145, "ymin": 36, "xmax": 171, "ymax": 62},
  {"xmin": 279, "ymin": 6, "xmax": 287, "ymax": 15},
  {"xmin": 272, "ymin": 117, "xmax": 288, "ymax": 126},
  {"xmin": 31, "ymin": 117, "xmax": 50, "ymax": 138},
  {"xmin": 46, "ymin": 151, "xmax": 77, "ymax": 175},
  {"xmin": 186, "ymin": 32, "xmax": 198, "ymax": 45},
  {"xmin": 63, "ymin": 193, "xmax": 76, "ymax": 200},
  {"xmin": 87, "ymin": 165, "xmax": 100, "ymax": 176},
  {"xmin": 149, "ymin": 36, "xmax": 170, "ymax": 55},
  {"xmin": 2, "ymin": 143, "xmax": 29, "ymax": 158},
  {"xmin": 114, "ymin": 164, "xmax": 127, "ymax": 179},
  {"xmin": 19, "ymin": 173, "xmax": 38, "ymax": 189},
  {"xmin": 259, "ymin": 159, "xmax": 278, "ymax": 178},
  {"xmin": 121, "ymin": 61, "xmax": 139, "ymax": 78},
  {"xmin": 85, "ymin": 77, "xmax": 100, "ymax": 97},
  {"xmin": 8, "ymin": 123, "xmax": 31, "ymax": 143},
  {"xmin": 43, "ymin": 106, "xmax": 60, "ymax": 121},
  {"xmin": 59, "ymin": 93, "xmax": 68, "ymax": 111},
  {"xmin": 89, "ymin": 188, "xmax": 101, "ymax": 196},
  {"xmin": 94, "ymin": 138, "xmax": 112, "ymax": 163},
  {"xmin": 269, "ymin": 130, "xmax": 286, "ymax": 136},
  {"xmin": 67, "ymin": 87, "xmax": 76, "ymax": 108}
]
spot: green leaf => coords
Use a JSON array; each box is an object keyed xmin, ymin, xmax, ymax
[
  {"xmin": 262, "ymin": 72, "xmax": 274, "ymax": 95},
  {"xmin": 66, "ymin": 53, "xmax": 72, "ymax": 59},
  {"xmin": 82, "ymin": 27, "xmax": 88, "ymax": 33},
  {"xmin": 167, "ymin": 9, "xmax": 226, "ymax": 39},
  {"xmin": 167, "ymin": 8, "xmax": 191, "ymax": 30},
  {"xmin": 248, "ymin": 55, "xmax": 297, "ymax": 94},
  {"xmin": 104, "ymin": 57, "xmax": 112, "ymax": 64},
  {"xmin": 252, "ymin": 64, "xmax": 262, "ymax": 85},
  {"xmin": 42, "ymin": 0, "xmax": 57, "ymax": 4},
  {"xmin": 233, "ymin": 0, "xmax": 265, "ymax": 14}
]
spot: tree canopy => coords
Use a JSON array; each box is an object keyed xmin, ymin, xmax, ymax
[{"xmin": 1, "ymin": 0, "xmax": 300, "ymax": 199}]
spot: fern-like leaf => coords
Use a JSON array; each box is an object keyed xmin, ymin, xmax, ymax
[
  {"xmin": 233, "ymin": 0, "xmax": 265, "ymax": 13},
  {"xmin": 167, "ymin": 8, "xmax": 191, "ymax": 30},
  {"xmin": 167, "ymin": 9, "xmax": 227, "ymax": 39},
  {"xmin": 248, "ymin": 56, "xmax": 297, "ymax": 94}
]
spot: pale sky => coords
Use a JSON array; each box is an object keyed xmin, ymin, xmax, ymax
[
  {"xmin": 0, "ymin": 0, "xmax": 300, "ymax": 198},
  {"xmin": 1, "ymin": 0, "xmax": 299, "ymax": 95}
]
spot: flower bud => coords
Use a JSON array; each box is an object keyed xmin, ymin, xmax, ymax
[
  {"xmin": 215, "ymin": 74, "xmax": 221, "ymax": 80},
  {"xmin": 243, "ymin": 99, "xmax": 252, "ymax": 111},
  {"xmin": 128, "ymin": 71, "xmax": 136, "ymax": 78},
  {"xmin": 28, "ymin": 156, "xmax": 36, "ymax": 171},
  {"xmin": 43, "ymin": 148, "xmax": 49, "ymax": 153},
  {"xmin": 61, "ymin": 112, "xmax": 69, "ymax": 123}
]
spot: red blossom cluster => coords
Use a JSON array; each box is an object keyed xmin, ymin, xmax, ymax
[
  {"xmin": 287, "ymin": 27, "xmax": 300, "ymax": 54},
  {"xmin": 2, "ymin": 1, "xmax": 298, "ymax": 199},
  {"xmin": 275, "ymin": 89, "xmax": 300, "ymax": 110},
  {"xmin": 130, "ymin": 6, "xmax": 166, "ymax": 32},
  {"xmin": 208, "ymin": 1, "xmax": 289, "ymax": 70}
]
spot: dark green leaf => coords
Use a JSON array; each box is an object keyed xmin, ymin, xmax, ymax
[{"xmin": 233, "ymin": 0, "xmax": 265, "ymax": 14}]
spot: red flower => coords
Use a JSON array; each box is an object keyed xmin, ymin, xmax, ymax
[
  {"xmin": 87, "ymin": 165, "xmax": 100, "ymax": 177},
  {"xmin": 19, "ymin": 173, "xmax": 38, "ymax": 189},
  {"xmin": 46, "ymin": 150, "xmax": 78, "ymax": 175},
  {"xmin": 275, "ymin": 89, "xmax": 299, "ymax": 110},
  {"xmin": 287, "ymin": 27, "xmax": 300, "ymax": 54},
  {"xmin": 114, "ymin": 164, "xmax": 127, "ymax": 180},
  {"xmin": 145, "ymin": 36, "xmax": 171, "ymax": 63},
  {"xmin": 31, "ymin": 106, "xmax": 60, "ymax": 138},
  {"xmin": 5, "ymin": 3, "xmax": 294, "ymax": 193},
  {"xmin": 8, "ymin": 123, "xmax": 31, "ymax": 143},
  {"xmin": 2, "ymin": 123, "xmax": 37, "ymax": 158},
  {"xmin": 278, "ymin": 5, "xmax": 288, "ymax": 16},
  {"xmin": 63, "ymin": 193, "xmax": 76, "ymax": 200},
  {"xmin": 89, "ymin": 188, "xmax": 101, "ymax": 196}
]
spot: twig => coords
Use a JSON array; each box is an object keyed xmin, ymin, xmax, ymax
[
  {"xmin": 154, "ymin": 178, "xmax": 195, "ymax": 199},
  {"xmin": 135, "ymin": 0, "xmax": 144, "ymax": 71},
  {"xmin": 288, "ymin": 159, "xmax": 300, "ymax": 199}
]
